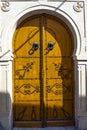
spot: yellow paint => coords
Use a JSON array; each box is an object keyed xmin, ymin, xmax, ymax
[{"xmin": 12, "ymin": 14, "xmax": 74, "ymax": 127}]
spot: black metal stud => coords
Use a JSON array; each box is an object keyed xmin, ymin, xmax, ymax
[
  {"xmin": 48, "ymin": 42, "xmax": 54, "ymax": 50},
  {"xmin": 33, "ymin": 42, "xmax": 38, "ymax": 50}
]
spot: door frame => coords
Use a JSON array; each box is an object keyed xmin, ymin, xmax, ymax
[{"xmin": 0, "ymin": 5, "xmax": 81, "ymax": 129}]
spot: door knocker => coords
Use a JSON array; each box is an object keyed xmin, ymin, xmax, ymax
[
  {"xmin": 45, "ymin": 42, "xmax": 54, "ymax": 55},
  {"xmin": 28, "ymin": 42, "xmax": 39, "ymax": 55},
  {"xmin": 48, "ymin": 42, "xmax": 54, "ymax": 50}
]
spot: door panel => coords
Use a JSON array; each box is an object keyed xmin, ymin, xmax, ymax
[
  {"xmin": 13, "ymin": 16, "xmax": 42, "ymax": 127},
  {"xmin": 43, "ymin": 15, "xmax": 74, "ymax": 123},
  {"xmin": 12, "ymin": 14, "xmax": 74, "ymax": 127}
]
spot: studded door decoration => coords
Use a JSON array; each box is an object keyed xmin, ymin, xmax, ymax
[{"xmin": 12, "ymin": 14, "xmax": 74, "ymax": 127}]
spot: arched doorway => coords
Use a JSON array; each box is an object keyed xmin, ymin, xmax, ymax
[{"xmin": 12, "ymin": 14, "xmax": 74, "ymax": 127}]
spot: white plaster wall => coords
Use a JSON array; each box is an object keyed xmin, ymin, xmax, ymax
[
  {"xmin": 0, "ymin": 1, "xmax": 87, "ymax": 57},
  {"xmin": 0, "ymin": 0, "xmax": 87, "ymax": 130}
]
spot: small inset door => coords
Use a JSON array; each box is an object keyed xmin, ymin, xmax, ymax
[{"xmin": 12, "ymin": 14, "xmax": 74, "ymax": 127}]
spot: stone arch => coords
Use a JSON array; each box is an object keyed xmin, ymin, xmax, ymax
[{"xmin": 1, "ymin": 5, "xmax": 81, "ymax": 60}]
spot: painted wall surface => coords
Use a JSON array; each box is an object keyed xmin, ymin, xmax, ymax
[{"xmin": 0, "ymin": 0, "xmax": 87, "ymax": 130}]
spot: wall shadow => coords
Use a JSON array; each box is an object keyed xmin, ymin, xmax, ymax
[{"xmin": 0, "ymin": 92, "xmax": 11, "ymax": 130}]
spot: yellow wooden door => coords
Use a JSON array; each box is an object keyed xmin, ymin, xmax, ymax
[{"xmin": 12, "ymin": 14, "xmax": 74, "ymax": 127}]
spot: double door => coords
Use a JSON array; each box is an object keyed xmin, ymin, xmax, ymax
[{"xmin": 12, "ymin": 14, "xmax": 74, "ymax": 127}]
